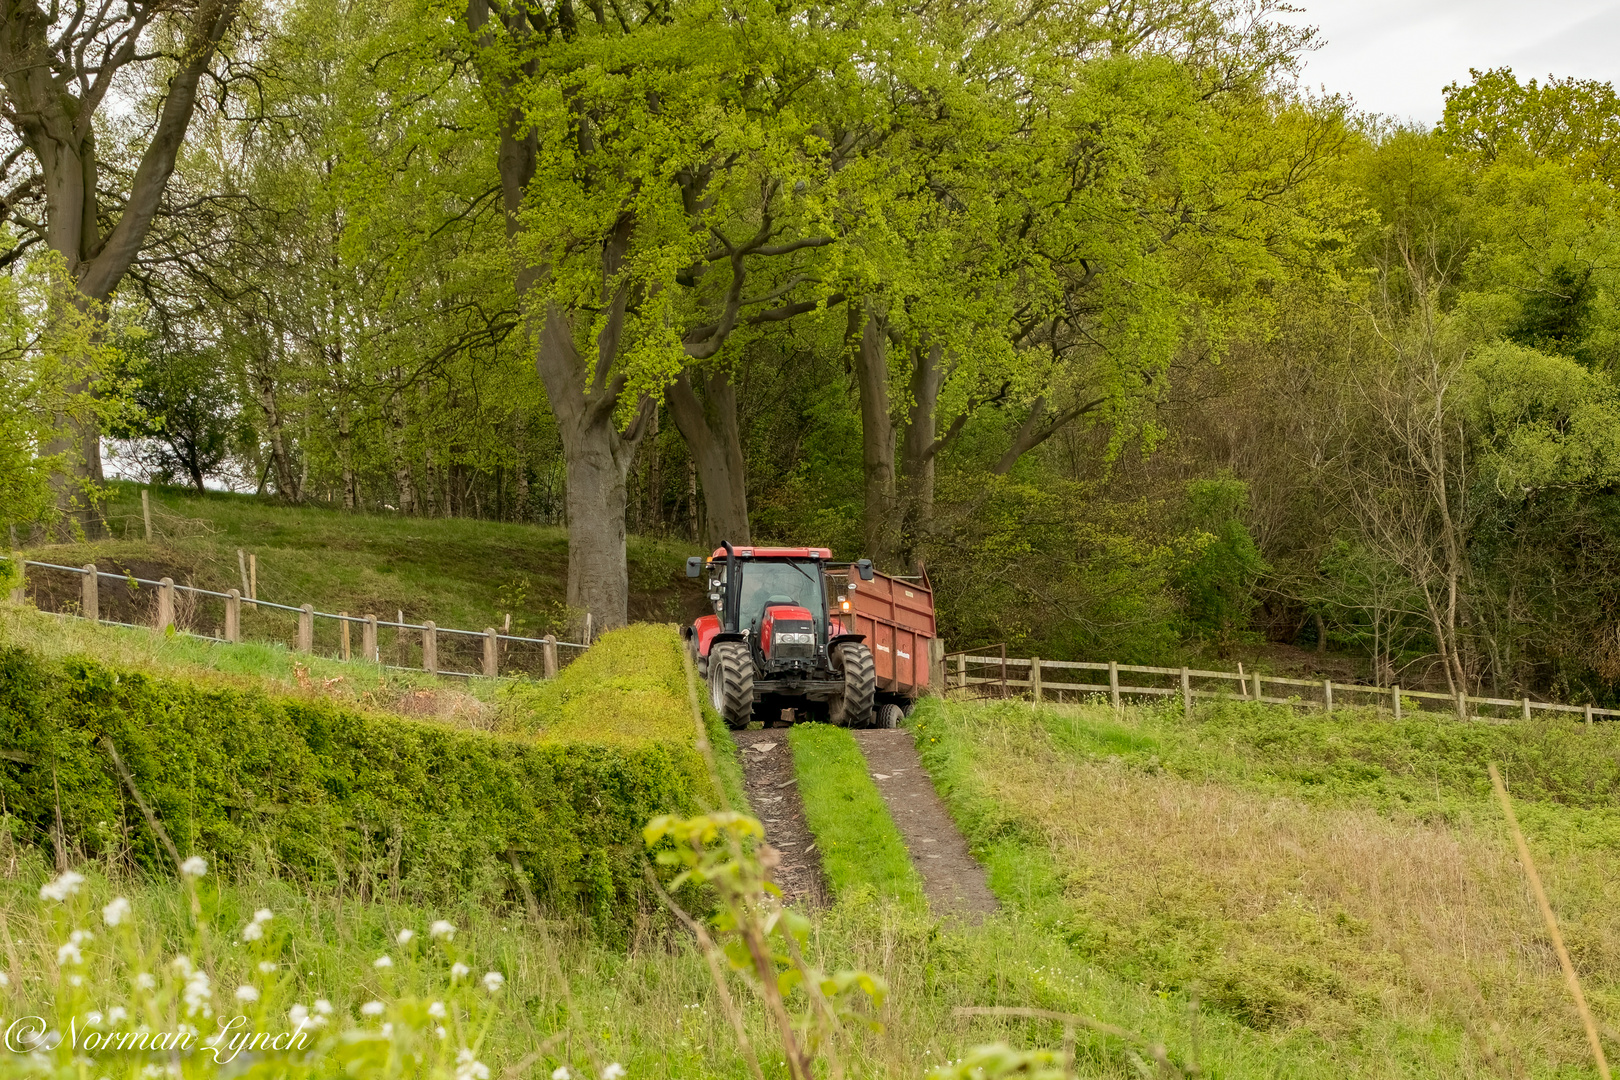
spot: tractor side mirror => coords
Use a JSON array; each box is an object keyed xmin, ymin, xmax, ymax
[
  {"xmin": 856, "ymin": 559, "xmax": 874, "ymax": 581},
  {"xmin": 686, "ymin": 557, "xmax": 703, "ymax": 578}
]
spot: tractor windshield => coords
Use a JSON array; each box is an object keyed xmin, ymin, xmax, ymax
[{"xmin": 737, "ymin": 560, "xmax": 826, "ymax": 634}]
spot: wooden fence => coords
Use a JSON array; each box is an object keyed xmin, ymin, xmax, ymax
[
  {"xmin": 4, "ymin": 556, "xmax": 588, "ymax": 681},
  {"xmin": 942, "ymin": 650, "xmax": 1616, "ymax": 726}
]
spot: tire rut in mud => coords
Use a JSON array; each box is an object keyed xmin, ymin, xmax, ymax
[{"xmin": 732, "ymin": 730, "xmax": 827, "ymax": 908}]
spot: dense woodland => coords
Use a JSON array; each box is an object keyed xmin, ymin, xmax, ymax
[{"xmin": 4, "ymin": 0, "xmax": 1620, "ymax": 703}]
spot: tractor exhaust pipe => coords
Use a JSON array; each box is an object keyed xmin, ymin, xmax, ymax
[{"xmin": 721, "ymin": 540, "xmax": 738, "ymax": 633}]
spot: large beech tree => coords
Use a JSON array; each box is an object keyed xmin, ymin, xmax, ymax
[{"xmin": 0, "ymin": 0, "xmax": 240, "ymax": 502}]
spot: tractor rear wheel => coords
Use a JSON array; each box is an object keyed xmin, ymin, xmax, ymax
[
  {"xmin": 708, "ymin": 641, "xmax": 754, "ymax": 729},
  {"xmin": 830, "ymin": 643, "xmax": 876, "ymax": 727}
]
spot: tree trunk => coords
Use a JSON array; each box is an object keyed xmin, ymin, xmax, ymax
[
  {"xmin": 667, "ymin": 367, "xmax": 751, "ymax": 546},
  {"xmin": 646, "ymin": 408, "xmax": 661, "ymax": 532},
  {"xmin": 253, "ymin": 364, "xmax": 300, "ymax": 503},
  {"xmin": 898, "ymin": 342, "xmax": 946, "ymax": 570},
  {"xmin": 388, "ymin": 388, "xmax": 418, "ymax": 514},
  {"xmin": 850, "ymin": 305, "xmax": 899, "ymax": 568}
]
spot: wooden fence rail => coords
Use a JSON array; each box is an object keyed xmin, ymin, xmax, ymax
[
  {"xmin": 3, "ymin": 556, "xmax": 588, "ymax": 681},
  {"xmin": 942, "ymin": 650, "xmax": 1614, "ymax": 726}
]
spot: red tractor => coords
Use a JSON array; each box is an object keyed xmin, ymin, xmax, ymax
[{"xmin": 683, "ymin": 541, "xmax": 938, "ymax": 729}]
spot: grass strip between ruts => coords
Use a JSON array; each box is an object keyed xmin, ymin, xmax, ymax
[{"xmin": 787, "ymin": 722, "xmax": 926, "ymax": 911}]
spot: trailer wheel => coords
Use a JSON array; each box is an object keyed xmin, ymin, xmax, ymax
[
  {"xmin": 876, "ymin": 703, "xmax": 905, "ymax": 729},
  {"xmin": 708, "ymin": 641, "xmax": 754, "ymax": 729},
  {"xmin": 830, "ymin": 643, "xmax": 876, "ymax": 727}
]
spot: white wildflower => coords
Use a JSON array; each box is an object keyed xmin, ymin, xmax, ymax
[
  {"xmin": 457, "ymin": 1048, "xmax": 492, "ymax": 1080},
  {"xmin": 373, "ymin": 955, "xmax": 393, "ymax": 969},
  {"xmin": 436, "ymin": 1026, "xmax": 448, "ymax": 1040},
  {"xmin": 313, "ymin": 999, "xmax": 333, "ymax": 1016},
  {"xmin": 108, "ymin": 1007, "xmax": 127, "ymax": 1024},
  {"xmin": 102, "ymin": 897, "xmax": 132, "ymax": 927},
  {"xmin": 241, "ymin": 922, "xmax": 264, "ymax": 942},
  {"xmin": 68, "ymin": 974, "xmax": 83, "ymax": 987},
  {"xmin": 396, "ymin": 929, "xmax": 414, "ymax": 945},
  {"xmin": 182, "ymin": 969, "xmax": 212, "ymax": 1017},
  {"xmin": 258, "ymin": 962, "xmax": 276, "ymax": 975},
  {"xmin": 360, "ymin": 1001, "xmax": 385, "ymax": 1018},
  {"xmin": 235, "ymin": 985, "xmax": 259, "ymax": 1003},
  {"xmin": 85, "ymin": 1011, "xmax": 103, "ymax": 1026},
  {"xmin": 56, "ymin": 941, "xmax": 83, "ymax": 967},
  {"xmin": 39, "ymin": 870, "xmax": 85, "ymax": 902},
  {"xmin": 252, "ymin": 909, "xmax": 272, "ymax": 923},
  {"xmin": 133, "ymin": 973, "xmax": 156, "ymax": 991},
  {"xmin": 0, "ymin": 971, "xmax": 9, "ymax": 987},
  {"xmin": 170, "ymin": 956, "xmax": 193, "ymax": 976},
  {"xmin": 178, "ymin": 856, "xmax": 207, "ymax": 878},
  {"xmin": 288, "ymin": 1004, "xmax": 309, "ymax": 1026},
  {"xmin": 551, "ymin": 1068, "xmax": 571, "ymax": 1080},
  {"xmin": 450, "ymin": 962, "xmax": 470, "ymax": 981},
  {"xmin": 427, "ymin": 1001, "xmax": 446, "ymax": 1019},
  {"xmin": 429, "ymin": 920, "xmax": 455, "ymax": 940},
  {"xmin": 381, "ymin": 1022, "xmax": 394, "ymax": 1037},
  {"xmin": 481, "ymin": 971, "xmax": 504, "ymax": 994},
  {"xmin": 602, "ymin": 1065, "xmax": 627, "ymax": 1080}
]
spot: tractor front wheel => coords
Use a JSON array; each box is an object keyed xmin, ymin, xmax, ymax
[
  {"xmin": 830, "ymin": 643, "xmax": 876, "ymax": 727},
  {"xmin": 708, "ymin": 641, "xmax": 755, "ymax": 729}
]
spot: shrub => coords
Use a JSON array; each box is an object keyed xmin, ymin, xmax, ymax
[{"xmin": 0, "ymin": 625, "xmax": 720, "ymax": 925}]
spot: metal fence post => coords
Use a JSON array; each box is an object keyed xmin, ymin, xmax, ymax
[
  {"xmin": 156, "ymin": 577, "xmax": 175, "ymax": 631},
  {"xmin": 423, "ymin": 621, "xmax": 438, "ymax": 674},
  {"xmin": 225, "ymin": 589, "xmax": 241, "ymax": 642},
  {"xmin": 81, "ymin": 564, "xmax": 98, "ymax": 621},
  {"xmin": 484, "ymin": 628, "xmax": 499, "ymax": 677},
  {"xmin": 339, "ymin": 612, "xmax": 351, "ymax": 661},
  {"xmin": 1324, "ymin": 679, "xmax": 1333, "ymax": 712},
  {"xmin": 1108, "ymin": 660, "xmax": 1120, "ymax": 713},
  {"xmin": 1030, "ymin": 657, "xmax": 1042, "ymax": 702},
  {"xmin": 542, "ymin": 633, "xmax": 558, "ymax": 679},
  {"xmin": 1181, "ymin": 667, "xmax": 1191, "ymax": 721},
  {"xmin": 363, "ymin": 615, "xmax": 378, "ymax": 663}
]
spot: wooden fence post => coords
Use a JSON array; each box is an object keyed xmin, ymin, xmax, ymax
[
  {"xmin": 1181, "ymin": 667, "xmax": 1191, "ymax": 721},
  {"xmin": 340, "ymin": 613, "xmax": 351, "ymax": 661},
  {"xmin": 423, "ymin": 621, "xmax": 438, "ymax": 674},
  {"xmin": 141, "ymin": 489, "xmax": 152, "ymax": 540},
  {"xmin": 1393, "ymin": 685, "xmax": 1402, "ymax": 720},
  {"xmin": 929, "ymin": 638, "xmax": 946, "ymax": 693},
  {"xmin": 1030, "ymin": 657, "xmax": 1042, "ymax": 702},
  {"xmin": 6, "ymin": 553, "xmax": 20, "ymax": 604},
  {"xmin": 584, "ymin": 612, "xmax": 594, "ymax": 644},
  {"xmin": 484, "ymin": 628, "xmax": 499, "ymax": 677},
  {"xmin": 1108, "ymin": 660, "xmax": 1120, "ymax": 713},
  {"xmin": 543, "ymin": 633, "xmax": 558, "ymax": 679},
  {"xmin": 237, "ymin": 549, "xmax": 251, "ymax": 602},
  {"xmin": 1324, "ymin": 679, "xmax": 1333, "ymax": 712},
  {"xmin": 225, "ymin": 590, "xmax": 241, "ymax": 642},
  {"xmin": 1522, "ymin": 697, "xmax": 1532, "ymax": 722},
  {"xmin": 297, "ymin": 605, "xmax": 314, "ymax": 653},
  {"xmin": 156, "ymin": 577, "xmax": 174, "ymax": 631},
  {"xmin": 1586, "ymin": 703, "xmax": 1594, "ymax": 731},
  {"xmin": 1253, "ymin": 670, "xmax": 1263, "ymax": 702},
  {"xmin": 956, "ymin": 652, "xmax": 966, "ymax": 690},
  {"xmin": 249, "ymin": 553, "xmax": 257, "ymax": 601},
  {"xmin": 81, "ymin": 564, "xmax": 98, "ymax": 621},
  {"xmin": 363, "ymin": 615, "xmax": 378, "ymax": 663}
]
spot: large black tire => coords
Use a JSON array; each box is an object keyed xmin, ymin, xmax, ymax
[
  {"xmin": 708, "ymin": 641, "xmax": 754, "ymax": 729},
  {"xmin": 830, "ymin": 643, "xmax": 876, "ymax": 728},
  {"xmin": 876, "ymin": 703, "xmax": 905, "ymax": 729}
]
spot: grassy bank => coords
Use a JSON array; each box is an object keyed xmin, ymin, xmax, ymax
[
  {"xmin": 13, "ymin": 481, "xmax": 705, "ymax": 641},
  {"xmin": 913, "ymin": 694, "xmax": 1620, "ymax": 1075}
]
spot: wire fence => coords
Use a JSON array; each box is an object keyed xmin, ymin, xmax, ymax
[
  {"xmin": 3, "ymin": 556, "xmax": 589, "ymax": 681},
  {"xmin": 942, "ymin": 650, "xmax": 1616, "ymax": 726}
]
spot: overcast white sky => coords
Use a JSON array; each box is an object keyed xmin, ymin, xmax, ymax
[{"xmin": 1283, "ymin": 0, "xmax": 1620, "ymax": 125}]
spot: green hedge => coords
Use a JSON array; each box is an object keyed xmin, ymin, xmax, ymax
[{"xmin": 0, "ymin": 631, "xmax": 717, "ymax": 926}]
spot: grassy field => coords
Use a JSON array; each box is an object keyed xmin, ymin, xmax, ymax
[
  {"xmin": 914, "ymin": 694, "xmax": 1620, "ymax": 1077},
  {"xmin": 11, "ymin": 482, "xmax": 706, "ymax": 644}
]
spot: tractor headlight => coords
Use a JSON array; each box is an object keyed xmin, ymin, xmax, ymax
[{"xmin": 775, "ymin": 632, "xmax": 814, "ymax": 646}]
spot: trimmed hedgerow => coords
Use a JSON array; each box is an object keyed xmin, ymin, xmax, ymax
[{"xmin": 0, "ymin": 626, "xmax": 719, "ymax": 926}]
